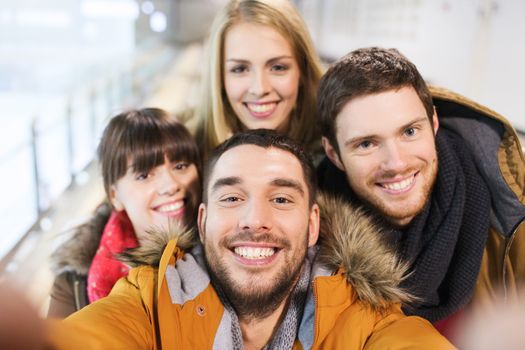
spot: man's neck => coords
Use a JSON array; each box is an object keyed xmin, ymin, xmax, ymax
[{"xmin": 239, "ymin": 301, "xmax": 287, "ymax": 350}]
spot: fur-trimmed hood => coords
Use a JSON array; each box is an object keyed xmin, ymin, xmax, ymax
[
  {"xmin": 120, "ymin": 192, "xmax": 412, "ymax": 310},
  {"xmin": 315, "ymin": 193, "xmax": 413, "ymax": 310},
  {"xmin": 50, "ymin": 202, "xmax": 111, "ymax": 276},
  {"xmin": 118, "ymin": 222, "xmax": 198, "ymax": 267},
  {"xmin": 430, "ymin": 86, "xmax": 525, "ymax": 236}
]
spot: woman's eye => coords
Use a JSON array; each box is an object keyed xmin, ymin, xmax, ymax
[
  {"xmin": 135, "ymin": 172, "xmax": 149, "ymax": 181},
  {"xmin": 271, "ymin": 64, "xmax": 288, "ymax": 72},
  {"xmin": 174, "ymin": 162, "xmax": 188, "ymax": 170},
  {"xmin": 230, "ymin": 65, "xmax": 248, "ymax": 74}
]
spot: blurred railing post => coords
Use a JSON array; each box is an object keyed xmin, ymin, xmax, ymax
[
  {"xmin": 89, "ymin": 87, "xmax": 97, "ymax": 152},
  {"xmin": 30, "ymin": 118, "xmax": 42, "ymax": 215},
  {"xmin": 65, "ymin": 99, "xmax": 75, "ymax": 184},
  {"xmin": 106, "ymin": 78, "xmax": 113, "ymax": 119},
  {"xmin": 131, "ymin": 66, "xmax": 140, "ymax": 106}
]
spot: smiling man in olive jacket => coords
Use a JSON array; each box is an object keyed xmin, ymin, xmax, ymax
[
  {"xmin": 317, "ymin": 47, "xmax": 525, "ymax": 341},
  {"xmin": 47, "ymin": 129, "xmax": 453, "ymax": 349}
]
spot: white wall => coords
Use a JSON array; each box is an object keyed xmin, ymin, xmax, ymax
[{"xmin": 299, "ymin": 0, "xmax": 525, "ymax": 131}]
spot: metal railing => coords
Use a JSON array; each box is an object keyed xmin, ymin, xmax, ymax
[{"xmin": 0, "ymin": 42, "xmax": 178, "ymax": 271}]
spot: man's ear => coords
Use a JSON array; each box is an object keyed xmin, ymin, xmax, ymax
[
  {"xmin": 308, "ymin": 204, "xmax": 320, "ymax": 247},
  {"xmin": 109, "ymin": 185, "xmax": 124, "ymax": 211},
  {"xmin": 322, "ymin": 137, "xmax": 345, "ymax": 171},
  {"xmin": 432, "ymin": 106, "xmax": 439, "ymax": 135},
  {"xmin": 197, "ymin": 203, "xmax": 207, "ymax": 243}
]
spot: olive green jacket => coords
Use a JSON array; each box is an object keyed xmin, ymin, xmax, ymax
[{"xmin": 430, "ymin": 86, "xmax": 525, "ymax": 308}]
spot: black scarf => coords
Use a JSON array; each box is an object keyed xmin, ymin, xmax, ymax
[{"xmin": 317, "ymin": 128, "xmax": 491, "ymax": 322}]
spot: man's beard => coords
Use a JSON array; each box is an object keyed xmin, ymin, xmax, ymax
[
  {"xmin": 203, "ymin": 231, "xmax": 308, "ymax": 322},
  {"xmin": 353, "ymin": 160, "xmax": 438, "ymax": 228}
]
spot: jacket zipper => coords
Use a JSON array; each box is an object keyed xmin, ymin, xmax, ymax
[
  {"xmin": 312, "ymin": 279, "xmax": 320, "ymax": 348},
  {"xmin": 502, "ymin": 221, "xmax": 523, "ymax": 302},
  {"xmin": 73, "ymin": 278, "xmax": 82, "ymax": 310}
]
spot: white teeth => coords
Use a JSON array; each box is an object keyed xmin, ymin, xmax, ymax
[
  {"xmin": 246, "ymin": 102, "xmax": 276, "ymax": 113},
  {"xmin": 234, "ymin": 246, "xmax": 275, "ymax": 259},
  {"xmin": 382, "ymin": 177, "xmax": 414, "ymax": 191},
  {"xmin": 157, "ymin": 201, "xmax": 183, "ymax": 212}
]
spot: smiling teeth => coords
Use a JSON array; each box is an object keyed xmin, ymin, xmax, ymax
[
  {"xmin": 157, "ymin": 201, "xmax": 183, "ymax": 212},
  {"xmin": 234, "ymin": 247, "xmax": 275, "ymax": 259},
  {"xmin": 247, "ymin": 103, "xmax": 276, "ymax": 113},
  {"xmin": 382, "ymin": 177, "xmax": 414, "ymax": 191}
]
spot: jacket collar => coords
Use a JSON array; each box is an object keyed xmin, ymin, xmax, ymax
[
  {"xmin": 431, "ymin": 86, "xmax": 525, "ymax": 236},
  {"xmin": 124, "ymin": 193, "xmax": 413, "ymax": 311},
  {"xmin": 50, "ymin": 202, "xmax": 111, "ymax": 275}
]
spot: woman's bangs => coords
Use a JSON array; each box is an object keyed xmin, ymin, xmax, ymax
[
  {"xmin": 165, "ymin": 131, "xmax": 200, "ymax": 166},
  {"xmin": 128, "ymin": 132, "xmax": 167, "ymax": 174},
  {"xmin": 129, "ymin": 129, "xmax": 199, "ymax": 174}
]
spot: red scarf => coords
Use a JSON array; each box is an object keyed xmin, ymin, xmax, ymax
[{"xmin": 87, "ymin": 211, "xmax": 138, "ymax": 303}]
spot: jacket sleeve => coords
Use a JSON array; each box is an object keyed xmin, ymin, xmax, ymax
[
  {"xmin": 47, "ymin": 268, "xmax": 155, "ymax": 350},
  {"xmin": 364, "ymin": 315, "xmax": 456, "ymax": 350},
  {"xmin": 47, "ymin": 272, "xmax": 80, "ymax": 319}
]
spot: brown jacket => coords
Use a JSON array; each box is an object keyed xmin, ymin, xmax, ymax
[
  {"xmin": 47, "ymin": 202, "xmax": 111, "ymax": 318},
  {"xmin": 430, "ymin": 86, "xmax": 525, "ymax": 308}
]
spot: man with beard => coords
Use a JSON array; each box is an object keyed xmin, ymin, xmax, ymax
[
  {"xmin": 317, "ymin": 47, "xmax": 525, "ymax": 342},
  {"xmin": 46, "ymin": 129, "xmax": 452, "ymax": 349}
]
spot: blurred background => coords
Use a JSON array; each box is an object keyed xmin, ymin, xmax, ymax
[{"xmin": 0, "ymin": 0, "xmax": 523, "ymax": 313}]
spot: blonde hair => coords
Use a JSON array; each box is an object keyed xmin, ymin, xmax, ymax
[{"xmin": 195, "ymin": 0, "xmax": 323, "ymax": 158}]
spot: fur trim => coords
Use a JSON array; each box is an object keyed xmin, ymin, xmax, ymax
[
  {"xmin": 113, "ymin": 192, "xmax": 414, "ymax": 310},
  {"xmin": 118, "ymin": 222, "xmax": 199, "ymax": 267},
  {"xmin": 316, "ymin": 192, "xmax": 415, "ymax": 311},
  {"xmin": 50, "ymin": 202, "xmax": 111, "ymax": 275}
]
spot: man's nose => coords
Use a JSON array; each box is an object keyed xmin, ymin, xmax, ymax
[
  {"xmin": 238, "ymin": 199, "xmax": 272, "ymax": 232},
  {"xmin": 380, "ymin": 141, "xmax": 408, "ymax": 173}
]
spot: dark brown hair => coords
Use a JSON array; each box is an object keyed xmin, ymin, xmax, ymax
[
  {"xmin": 98, "ymin": 108, "xmax": 200, "ymax": 200},
  {"xmin": 202, "ymin": 128, "xmax": 317, "ymax": 206},
  {"xmin": 318, "ymin": 47, "xmax": 434, "ymax": 154}
]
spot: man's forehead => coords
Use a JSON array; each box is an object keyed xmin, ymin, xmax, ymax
[
  {"xmin": 209, "ymin": 145, "xmax": 305, "ymax": 187},
  {"xmin": 335, "ymin": 87, "xmax": 428, "ymax": 135}
]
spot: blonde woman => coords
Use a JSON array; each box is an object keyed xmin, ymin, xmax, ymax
[{"xmin": 193, "ymin": 0, "xmax": 323, "ymax": 159}]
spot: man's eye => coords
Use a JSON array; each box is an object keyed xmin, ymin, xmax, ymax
[
  {"xmin": 358, "ymin": 140, "xmax": 372, "ymax": 149},
  {"xmin": 222, "ymin": 196, "xmax": 240, "ymax": 202},
  {"xmin": 405, "ymin": 127, "xmax": 417, "ymax": 136},
  {"xmin": 273, "ymin": 196, "xmax": 291, "ymax": 204}
]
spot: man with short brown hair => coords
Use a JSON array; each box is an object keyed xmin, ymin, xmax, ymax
[{"xmin": 317, "ymin": 47, "xmax": 525, "ymax": 340}]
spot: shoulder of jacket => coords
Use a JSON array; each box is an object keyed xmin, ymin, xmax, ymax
[
  {"xmin": 50, "ymin": 202, "xmax": 111, "ymax": 275},
  {"xmin": 315, "ymin": 192, "xmax": 415, "ymax": 312}
]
